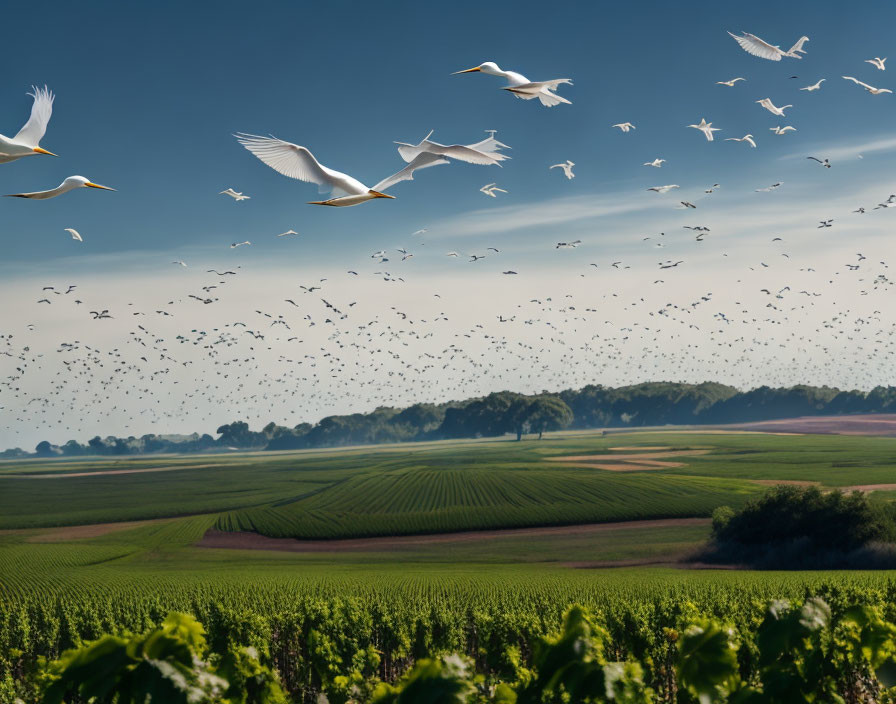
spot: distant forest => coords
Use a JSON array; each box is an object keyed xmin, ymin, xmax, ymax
[{"xmin": 7, "ymin": 381, "xmax": 896, "ymax": 458}]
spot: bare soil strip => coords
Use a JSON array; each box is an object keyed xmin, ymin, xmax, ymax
[
  {"xmin": 559, "ymin": 462, "xmax": 687, "ymax": 471},
  {"xmin": 1, "ymin": 463, "xmax": 226, "ymax": 479},
  {"xmin": 197, "ymin": 518, "xmax": 711, "ymax": 553},
  {"xmin": 608, "ymin": 446, "xmax": 674, "ymax": 451},
  {"xmin": 547, "ymin": 450, "xmax": 710, "ymax": 462}
]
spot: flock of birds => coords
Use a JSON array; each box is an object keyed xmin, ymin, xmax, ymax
[{"xmin": 4, "ymin": 29, "xmax": 896, "ymax": 447}]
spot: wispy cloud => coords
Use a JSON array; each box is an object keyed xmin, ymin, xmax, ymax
[
  {"xmin": 433, "ymin": 192, "xmax": 666, "ymax": 237},
  {"xmin": 781, "ymin": 134, "xmax": 896, "ymax": 162}
]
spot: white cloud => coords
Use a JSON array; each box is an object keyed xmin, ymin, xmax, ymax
[
  {"xmin": 780, "ymin": 134, "xmax": 896, "ymax": 162},
  {"xmin": 432, "ymin": 192, "xmax": 665, "ymax": 237}
]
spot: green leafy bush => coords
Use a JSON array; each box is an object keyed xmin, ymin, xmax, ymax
[
  {"xmin": 27, "ymin": 601, "xmax": 896, "ymax": 703},
  {"xmin": 701, "ymin": 485, "xmax": 896, "ymax": 568}
]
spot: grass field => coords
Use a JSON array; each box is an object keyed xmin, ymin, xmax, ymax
[
  {"xmin": 4, "ymin": 429, "xmax": 896, "ymax": 699},
  {"xmin": 4, "ymin": 430, "xmax": 896, "ymax": 538}
]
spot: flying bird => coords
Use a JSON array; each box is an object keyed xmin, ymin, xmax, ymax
[
  {"xmin": 394, "ymin": 130, "xmax": 510, "ymax": 166},
  {"xmin": 716, "ymin": 77, "xmax": 745, "ymax": 87},
  {"xmin": 5, "ymin": 176, "xmax": 114, "ymax": 200},
  {"xmin": 807, "ymin": 156, "xmax": 831, "ymax": 168},
  {"xmin": 866, "ymin": 57, "xmax": 887, "ymax": 71},
  {"xmin": 756, "ymin": 98, "xmax": 791, "ymax": 116},
  {"xmin": 230, "ymin": 241, "xmax": 251, "ymax": 248},
  {"xmin": 172, "ymin": 260, "xmax": 187, "ymax": 267},
  {"xmin": 687, "ymin": 119, "xmax": 720, "ymax": 141},
  {"xmin": 236, "ymin": 133, "xmax": 448, "ymax": 206},
  {"xmin": 220, "ymin": 188, "xmax": 250, "ymax": 201},
  {"xmin": 612, "ymin": 122, "xmax": 635, "ymax": 132},
  {"xmin": 725, "ymin": 134, "xmax": 756, "ymax": 148},
  {"xmin": 842, "ymin": 76, "xmax": 893, "ymax": 94},
  {"xmin": 800, "ymin": 79, "xmax": 826, "ymax": 91},
  {"xmin": 770, "ymin": 125, "xmax": 797, "ymax": 135},
  {"xmin": 452, "ymin": 62, "xmax": 572, "ymax": 107},
  {"xmin": 0, "ymin": 86, "xmax": 57, "ymax": 164},
  {"xmin": 64, "ymin": 228, "xmax": 82, "ymax": 242},
  {"xmin": 643, "ymin": 158, "xmax": 665, "ymax": 168},
  {"xmin": 480, "ymin": 183, "xmax": 507, "ymax": 197},
  {"xmin": 277, "ymin": 230, "xmax": 300, "ymax": 237},
  {"xmin": 549, "ymin": 160, "xmax": 575, "ymax": 179},
  {"xmin": 647, "ymin": 185, "xmax": 680, "ymax": 193},
  {"xmin": 727, "ymin": 32, "xmax": 809, "ymax": 61}
]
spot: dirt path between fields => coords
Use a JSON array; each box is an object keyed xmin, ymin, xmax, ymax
[
  {"xmin": 196, "ymin": 517, "xmax": 711, "ymax": 553},
  {"xmin": 0, "ymin": 463, "xmax": 226, "ymax": 479}
]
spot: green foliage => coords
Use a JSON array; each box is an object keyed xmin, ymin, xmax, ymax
[
  {"xmin": 22, "ymin": 380, "xmax": 896, "ymax": 457},
  {"xmin": 710, "ymin": 506, "xmax": 734, "ymax": 535},
  {"xmin": 28, "ymin": 602, "xmax": 896, "ymax": 704},
  {"xmin": 371, "ymin": 655, "xmax": 475, "ymax": 704},
  {"xmin": 516, "ymin": 606, "xmax": 652, "ymax": 703},
  {"xmin": 39, "ymin": 613, "xmax": 285, "ymax": 704},
  {"xmin": 706, "ymin": 485, "xmax": 896, "ymax": 568}
]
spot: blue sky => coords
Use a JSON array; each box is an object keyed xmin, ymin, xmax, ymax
[
  {"xmin": 5, "ymin": 2, "xmax": 896, "ymax": 447},
  {"xmin": 2, "ymin": 0, "xmax": 895, "ymax": 266}
]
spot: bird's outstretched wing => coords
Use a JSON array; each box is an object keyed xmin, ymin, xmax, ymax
[
  {"xmin": 728, "ymin": 32, "xmax": 783, "ymax": 61},
  {"xmin": 372, "ymin": 152, "xmax": 449, "ymax": 193},
  {"xmin": 842, "ymin": 76, "xmax": 873, "ymax": 90},
  {"xmin": 396, "ymin": 130, "xmax": 509, "ymax": 166},
  {"xmin": 466, "ymin": 131, "xmax": 511, "ymax": 157},
  {"xmin": 788, "ymin": 36, "xmax": 809, "ymax": 55},
  {"xmin": 235, "ymin": 134, "xmax": 333, "ymax": 184},
  {"xmin": 15, "ymin": 86, "xmax": 54, "ymax": 147},
  {"xmin": 396, "ymin": 136, "xmax": 505, "ymax": 166},
  {"xmin": 504, "ymin": 80, "xmax": 573, "ymax": 107}
]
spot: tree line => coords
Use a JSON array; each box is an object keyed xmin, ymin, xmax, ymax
[{"xmin": 8, "ymin": 380, "xmax": 896, "ymax": 457}]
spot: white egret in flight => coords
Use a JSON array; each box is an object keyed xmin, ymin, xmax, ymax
[
  {"xmin": 842, "ymin": 76, "xmax": 893, "ymax": 95},
  {"xmin": 727, "ymin": 32, "xmax": 808, "ymax": 61},
  {"xmin": 277, "ymin": 230, "xmax": 299, "ymax": 237},
  {"xmin": 612, "ymin": 122, "xmax": 635, "ymax": 132},
  {"xmin": 0, "ymin": 86, "xmax": 57, "ymax": 163},
  {"xmin": 770, "ymin": 125, "xmax": 797, "ymax": 134},
  {"xmin": 452, "ymin": 62, "xmax": 572, "ymax": 107},
  {"xmin": 5, "ymin": 176, "xmax": 114, "ymax": 200},
  {"xmin": 394, "ymin": 130, "xmax": 510, "ymax": 165},
  {"xmin": 550, "ymin": 160, "xmax": 575, "ymax": 179},
  {"xmin": 687, "ymin": 119, "xmax": 720, "ymax": 141},
  {"xmin": 716, "ymin": 77, "xmax": 745, "ymax": 86},
  {"xmin": 725, "ymin": 134, "xmax": 757, "ymax": 147},
  {"xmin": 866, "ymin": 57, "xmax": 886, "ymax": 71},
  {"xmin": 236, "ymin": 134, "xmax": 448, "ymax": 206},
  {"xmin": 64, "ymin": 228, "xmax": 83, "ymax": 242},
  {"xmin": 756, "ymin": 98, "xmax": 791, "ymax": 116},
  {"xmin": 480, "ymin": 183, "xmax": 507, "ymax": 197},
  {"xmin": 643, "ymin": 158, "xmax": 666, "ymax": 168},
  {"xmin": 800, "ymin": 79, "xmax": 826, "ymax": 91},
  {"xmin": 220, "ymin": 188, "xmax": 250, "ymax": 201}
]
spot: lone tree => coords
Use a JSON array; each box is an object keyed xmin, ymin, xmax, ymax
[{"xmin": 507, "ymin": 396, "xmax": 573, "ymax": 440}]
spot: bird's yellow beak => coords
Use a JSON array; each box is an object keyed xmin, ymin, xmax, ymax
[
  {"xmin": 32, "ymin": 147, "xmax": 57, "ymax": 156},
  {"xmin": 368, "ymin": 190, "xmax": 395, "ymax": 199},
  {"xmin": 86, "ymin": 182, "xmax": 116, "ymax": 191},
  {"xmin": 452, "ymin": 67, "xmax": 481, "ymax": 74}
]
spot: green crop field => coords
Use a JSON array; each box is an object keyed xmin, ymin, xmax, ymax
[
  {"xmin": 4, "ymin": 430, "xmax": 896, "ymax": 701},
  {"xmin": 4, "ymin": 430, "xmax": 896, "ymax": 537}
]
